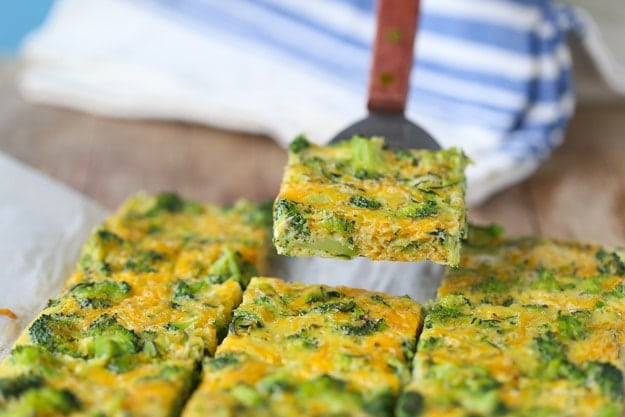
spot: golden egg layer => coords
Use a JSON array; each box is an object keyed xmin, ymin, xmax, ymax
[
  {"xmin": 0, "ymin": 193, "xmax": 271, "ymax": 417},
  {"xmin": 273, "ymin": 136, "xmax": 468, "ymax": 265},
  {"xmin": 183, "ymin": 277, "xmax": 423, "ymax": 417},
  {"xmin": 398, "ymin": 225, "xmax": 625, "ymax": 417}
]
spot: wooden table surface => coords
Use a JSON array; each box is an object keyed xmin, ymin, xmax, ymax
[{"xmin": 1, "ymin": 61, "xmax": 624, "ymax": 246}]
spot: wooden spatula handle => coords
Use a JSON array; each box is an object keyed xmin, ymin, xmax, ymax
[{"xmin": 367, "ymin": 0, "xmax": 420, "ymax": 114}]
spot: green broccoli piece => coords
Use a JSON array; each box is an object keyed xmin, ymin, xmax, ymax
[
  {"xmin": 466, "ymin": 224, "xmax": 505, "ymax": 246},
  {"xmin": 324, "ymin": 216, "xmax": 354, "ymax": 234},
  {"xmin": 84, "ymin": 314, "xmax": 139, "ymax": 372},
  {"xmin": 424, "ymin": 295, "xmax": 470, "ymax": 329},
  {"xmin": 294, "ymin": 375, "xmax": 365, "ymax": 415},
  {"xmin": 142, "ymin": 192, "xmax": 204, "ymax": 216},
  {"xmin": 229, "ymin": 310, "xmax": 264, "ymax": 336},
  {"xmin": 396, "ymin": 391, "xmax": 424, "ymax": 417},
  {"xmin": 4, "ymin": 387, "xmax": 81, "ymax": 416},
  {"xmin": 596, "ymin": 249, "xmax": 625, "ymax": 276},
  {"xmin": 470, "ymin": 277, "xmax": 511, "ymax": 295},
  {"xmin": 69, "ymin": 280, "xmax": 131, "ymax": 309},
  {"xmin": 229, "ymin": 199, "xmax": 273, "ymax": 228},
  {"xmin": 348, "ymin": 136, "xmax": 386, "ymax": 179},
  {"xmin": 289, "ymin": 135, "xmax": 311, "ymax": 153},
  {"xmin": 556, "ymin": 311, "xmax": 589, "ymax": 340},
  {"xmin": 205, "ymin": 248, "xmax": 258, "ymax": 288},
  {"xmin": 427, "ymin": 363, "xmax": 503, "ymax": 415},
  {"xmin": 586, "ymin": 361, "xmax": 624, "ymax": 399},
  {"xmin": 363, "ymin": 389, "xmax": 395, "ymax": 417},
  {"xmin": 6, "ymin": 346, "xmax": 61, "ymax": 378},
  {"xmin": 28, "ymin": 314, "xmax": 80, "ymax": 357},
  {"xmin": 274, "ymin": 199, "xmax": 309, "ymax": 237},
  {"xmin": 605, "ymin": 284, "xmax": 625, "ymax": 298},
  {"xmin": 0, "ymin": 375, "xmax": 43, "ymax": 400},
  {"xmin": 349, "ymin": 195, "xmax": 382, "ymax": 209},
  {"xmin": 338, "ymin": 317, "xmax": 386, "ymax": 336},
  {"xmin": 532, "ymin": 331, "xmax": 584, "ymax": 382},
  {"xmin": 79, "ymin": 228, "xmax": 124, "ymax": 275},
  {"xmin": 229, "ymin": 384, "xmax": 267, "ymax": 408},
  {"xmin": 123, "ymin": 250, "xmax": 164, "ymax": 273},
  {"xmin": 152, "ymin": 192, "xmax": 185, "ymax": 213},
  {"xmin": 396, "ymin": 200, "xmax": 438, "ymax": 218},
  {"xmin": 532, "ymin": 269, "xmax": 562, "ymax": 292},
  {"xmin": 205, "ymin": 353, "xmax": 241, "ymax": 371},
  {"xmin": 172, "ymin": 279, "xmax": 204, "ymax": 301}
]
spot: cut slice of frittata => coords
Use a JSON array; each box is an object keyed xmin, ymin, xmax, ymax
[
  {"xmin": 273, "ymin": 136, "xmax": 468, "ymax": 265},
  {"xmin": 0, "ymin": 192, "xmax": 272, "ymax": 417},
  {"xmin": 183, "ymin": 277, "xmax": 423, "ymax": 417},
  {"xmin": 398, "ymin": 228, "xmax": 625, "ymax": 417}
]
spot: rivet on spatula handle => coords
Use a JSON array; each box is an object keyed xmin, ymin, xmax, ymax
[{"xmin": 367, "ymin": 0, "xmax": 420, "ymax": 114}]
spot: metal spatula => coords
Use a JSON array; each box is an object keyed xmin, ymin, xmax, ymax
[{"xmin": 330, "ymin": 0, "xmax": 439, "ymax": 151}]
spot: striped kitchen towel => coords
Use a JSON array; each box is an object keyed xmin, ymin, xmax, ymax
[{"xmin": 19, "ymin": 0, "xmax": 619, "ymax": 205}]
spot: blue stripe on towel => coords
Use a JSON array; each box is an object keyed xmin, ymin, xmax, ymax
[{"xmin": 140, "ymin": 0, "xmax": 578, "ymax": 162}]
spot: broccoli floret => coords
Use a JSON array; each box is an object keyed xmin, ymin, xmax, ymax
[
  {"xmin": 605, "ymin": 284, "xmax": 625, "ymax": 298},
  {"xmin": 205, "ymin": 353, "xmax": 241, "ymax": 371},
  {"xmin": 324, "ymin": 216, "xmax": 354, "ymax": 234},
  {"xmin": 338, "ymin": 317, "xmax": 386, "ymax": 336},
  {"xmin": 466, "ymin": 224, "xmax": 505, "ymax": 246},
  {"xmin": 596, "ymin": 249, "xmax": 625, "ymax": 276},
  {"xmin": 363, "ymin": 389, "xmax": 395, "ymax": 417},
  {"xmin": 417, "ymin": 337, "xmax": 442, "ymax": 352},
  {"xmin": 172, "ymin": 280, "xmax": 202, "ymax": 301},
  {"xmin": 84, "ymin": 314, "xmax": 139, "ymax": 372},
  {"xmin": 396, "ymin": 391, "xmax": 424, "ymax": 417},
  {"xmin": 124, "ymin": 250, "xmax": 164, "ymax": 273},
  {"xmin": 229, "ymin": 384, "xmax": 267, "ymax": 408},
  {"xmin": 557, "ymin": 311, "xmax": 589, "ymax": 340},
  {"xmin": 69, "ymin": 280, "xmax": 131, "ymax": 309},
  {"xmin": 79, "ymin": 228, "xmax": 124, "ymax": 275},
  {"xmin": 396, "ymin": 200, "xmax": 438, "ymax": 218},
  {"xmin": 297, "ymin": 374, "xmax": 346, "ymax": 395},
  {"xmin": 139, "ymin": 330, "xmax": 160, "ymax": 358},
  {"xmin": 0, "ymin": 375, "xmax": 44, "ymax": 400},
  {"xmin": 153, "ymin": 192, "xmax": 185, "ymax": 213},
  {"xmin": 7, "ymin": 346, "xmax": 61, "ymax": 378},
  {"xmin": 424, "ymin": 295, "xmax": 470, "ymax": 329},
  {"xmin": 274, "ymin": 199, "xmax": 309, "ymax": 237},
  {"xmin": 203, "ymin": 248, "xmax": 257, "ymax": 288},
  {"xmin": 349, "ymin": 195, "xmax": 382, "ymax": 209},
  {"xmin": 532, "ymin": 269, "xmax": 562, "ymax": 292},
  {"xmin": 28, "ymin": 314, "xmax": 80, "ymax": 357},
  {"xmin": 370, "ymin": 294, "xmax": 390, "ymax": 307},
  {"xmin": 311, "ymin": 300, "xmax": 356, "ymax": 314},
  {"xmin": 228, "ymin": 199, "xmax": 273, "ymax": 228},
  {"xmin": 229, "ymin": 310, "xmax": 264, "ymax": 336},
  {"xmin": 289, "ymin": 135, "xmax": 311, "ymax": 153},
  {"xmin": 426, "ymin": 363, "xmax": 503, "ymax": 415},
  {"xmin": 294, "ymin": 375, "xmax": 366, "ymax": 415},
  {"xmin": 586, "ymin": 361, "xmax": 624, "ymax": 399},
  {"xmin": 7, "ymin": 387, "xmax": 81, "ymax": 416},
  {"xmin": 471, "ymin": 277, "xmax": 511, "ymax": 295},
  {"xmin": 348, "ymin": 136, "xmax": 386, "ymax": 179},
  {"xmin": 533, "ymin": 331, "xmax": 584, "ymax": 382},
  {"xmin": 533, "ymin": 331, "xmax": 567, "ymax": 362}
]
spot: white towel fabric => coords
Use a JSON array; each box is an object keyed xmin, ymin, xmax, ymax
[{"xmin": 17, "ymin": 0, "xmax": 625, "ymax": 206}]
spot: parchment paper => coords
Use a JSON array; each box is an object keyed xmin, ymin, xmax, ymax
[{"xmin": 0, "ymin": 153, "xmax": 107, "ymax": 358}]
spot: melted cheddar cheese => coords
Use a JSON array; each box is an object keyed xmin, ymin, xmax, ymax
[
  {"xmin": 0, "ymin": 193, "xmax": 271, "ymax": 417},
  {"xmin": 183, "ymin": 277, "xmax": 423, "ymax": 417},
  {"xmin": 273, "ymin": 136, "xmax": 468, "ymax": 265},
  {"xmin": 398, "ymin": 228, "xmax": 625, "ymax": 417}
]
